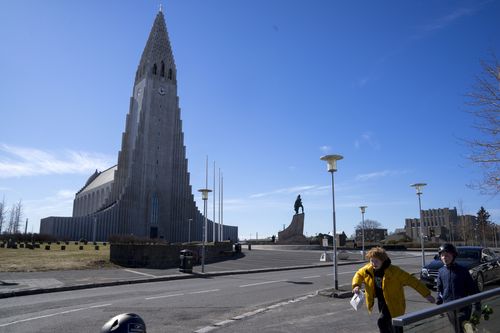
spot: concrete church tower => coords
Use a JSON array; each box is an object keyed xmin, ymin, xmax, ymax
[{"xmin": 41, "ymin": 10, "xmax": 238, "ymax": 242}]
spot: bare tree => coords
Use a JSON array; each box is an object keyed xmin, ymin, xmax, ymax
[
  {"xmin": 7, "ymin": 200, "xmax": 23, "ymax": 234},
  {"xmin": 355, "ymin": 218, "xmax": 382, "ymax": 230},
  {"xmin": 7, "ymin": 204, "xmax": 14, "ymax": 234},
  {"xmin": 0, "ymin": 197, "xmax": 5, "ymax": 234},
  {"xmin": 465, "ymin": 53, "xmax": 500, "ymax": 195}
]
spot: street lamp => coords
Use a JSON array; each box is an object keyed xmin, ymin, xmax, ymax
[
  {"xmin": 410, "ymin": 183, "xmax": 427, "ymax": 268},
  {"xmin": 320, "ymin": 154, "xmax": 343, "ymax": 290},
  {"xmin": 92, "ymin": 215, "xmax": 97, "ymax": 242},
  {"xmin": 188, "ymin": 218, "xmax": 193, "ymax": 243},
  {"xmin": 359, "ymin": 206, "xmax": 367, "ymax": 260},
  {"xmin": 198, "ymin": 188, "xmax": 212, "ymax": 273}
]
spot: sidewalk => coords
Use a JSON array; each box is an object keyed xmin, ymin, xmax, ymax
[{"xmin": 0, "ymin": 248, "xmax": 368, "ymax": 299}]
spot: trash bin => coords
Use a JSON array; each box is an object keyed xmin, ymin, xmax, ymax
[
  {"xmin": 179, "ymin": 249, "xmax": 194, "ymax": 273},
  {"xmin": 234, "ymin": 243, "xmax": 242, "ymax": 254}
]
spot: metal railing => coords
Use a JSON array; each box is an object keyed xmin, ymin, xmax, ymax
[{"xmin": 393, "ymin": 287, "xmax": 500, "ymax": 332}]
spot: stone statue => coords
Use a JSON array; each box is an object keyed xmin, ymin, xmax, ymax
[{"xmin": 294, "ymin": 195, "xmax": 304, "ymax": 215}]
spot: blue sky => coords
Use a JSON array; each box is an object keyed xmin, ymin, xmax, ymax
[{"xmin": 0, "ymin": 0, "xmax": 499, "ymax": 239}]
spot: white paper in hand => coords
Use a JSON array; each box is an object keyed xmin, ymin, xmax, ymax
[{"xmin": 350, "ymin": 291, "xmax": 364, "ymax": 311}]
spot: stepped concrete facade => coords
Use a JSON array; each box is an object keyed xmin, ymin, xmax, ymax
[{"xmin": 40, "ymin": 10, "xmax": 237, "ymax": 242}]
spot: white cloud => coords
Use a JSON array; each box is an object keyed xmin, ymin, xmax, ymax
[
  {"xmin": 354, "ymin": 132, "xmax": 380, "ymax": 150},
  {"xmin": 420, "ymin": 7, "xmax": 477, "ymax": 33},
  {"xmin": 356, "ymin": 169, "xmax": 409, "ymax": 182},
  {"xmin": 0, "ymin": 144, "xmax": 115, "ymax": 178},
  {"xmin": 250, "ymin": 185, "xmax": 319, "ymax": 198},
  {"xmin": 21, "ymin": 189, "xmax": 77, "ymax": 232},
  {"xmin": 358, "ymin": 77, "xmax": 370, "ymax": 87},
  {"xmin": 319, "ymin": 145, "xmax": 331, "ymax": 153}
]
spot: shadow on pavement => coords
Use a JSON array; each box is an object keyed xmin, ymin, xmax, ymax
[{"xmin": 285, "ymin": 281, "xmax": 314, "ymax": 285}]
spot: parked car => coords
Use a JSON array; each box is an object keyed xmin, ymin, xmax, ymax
[{"xmin": 420, "ymin": 246, "xmax": 500, "ymax": 292}]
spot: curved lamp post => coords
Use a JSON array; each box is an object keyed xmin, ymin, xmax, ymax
[
  {"xmin": 410, "ymin": 183, "xmax": 427, "ymax": 268},
  {"xmin": 359, "ymin": 206, "xmax": 367, "ymax": 260},
  {"xmin": 320, "ymin": 154, "xmax": 343, "ymax": 290},
  {"xmin": 198, "ymin": 188, "xmax": 212, "ymax": 273}
]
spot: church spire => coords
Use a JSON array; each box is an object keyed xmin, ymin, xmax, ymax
[{"xmin": 135, "ymin": 9, "xmax": 176, "ymax": 84}]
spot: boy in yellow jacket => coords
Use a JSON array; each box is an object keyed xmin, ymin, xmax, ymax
[{"xmin": 352, "ymin": 247, "xmax": 435, "ymax": 333}]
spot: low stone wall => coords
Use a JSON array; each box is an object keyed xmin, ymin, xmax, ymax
[{"xmin": 110, "ymin": 242, "xmax": 233, "ymax": 269}]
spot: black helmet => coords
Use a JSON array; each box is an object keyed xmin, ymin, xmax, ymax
[
  {"xmin": 438, "ymin": 243, "xmax": 457, "ymax": 257},
  {"xmin": 101, "ymin": 313, "xmax": 146, "ymax": 333}
]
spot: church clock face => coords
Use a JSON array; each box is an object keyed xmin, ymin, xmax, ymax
[{"xmin": 158, "ymin": 86, "xmax": 165, "ymax": 95}]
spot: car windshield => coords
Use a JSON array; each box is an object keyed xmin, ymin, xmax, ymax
[{"xmin": 457, "ymin": 249, "xmax": 480, "ymax": 260}]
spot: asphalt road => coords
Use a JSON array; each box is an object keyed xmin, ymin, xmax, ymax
[{"xmin": 0, "ymin": 251, "xmax": 429, "ymax": 333}]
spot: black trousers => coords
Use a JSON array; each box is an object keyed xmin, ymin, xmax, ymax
[
  {"xmin": 447, "ymin": 307, "xmax": 471, "ymax": 333},
  {"xmin": 377, "ymin": 302, "xmax": 394, "ymax": 333}
]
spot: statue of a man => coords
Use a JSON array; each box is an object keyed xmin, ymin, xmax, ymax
[{"xmin": 294, "ymin": 195, "xmax": 304, "ymax": 214}]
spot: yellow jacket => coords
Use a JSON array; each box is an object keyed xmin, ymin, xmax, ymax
[{"xmin": 352, "ymin": 263, "xmax": 431, "ymax": 318}]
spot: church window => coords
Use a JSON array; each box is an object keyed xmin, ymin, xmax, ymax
[
  {"xmin": 168, "ymin": 68, "xmax": 172, "ymax": 80},
  {"xmin": 153, "ymin": 64, "xmax": 157, "ymax": 75},
  {"xmin": 150, "ymin": 194, "xmax": 159, "ymax": 225},
  {"xmin": 161, "ymin": 61, "xmax": 165, "ymax": 77}
]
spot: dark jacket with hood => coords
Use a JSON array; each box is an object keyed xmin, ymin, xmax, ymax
[{"xmin": 436, "ymin": 262, "xmax": 478, "ymax": 304}]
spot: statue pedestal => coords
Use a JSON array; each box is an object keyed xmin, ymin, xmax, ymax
[{"xmin": 277, "ymin": 213, "xmax": 308, "ymax": 244}]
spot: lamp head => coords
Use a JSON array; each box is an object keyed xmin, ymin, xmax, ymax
[
  {"xmin": 198, "ymin": 188, "xmax": 212, "ymax": 200},
  {"xmin": 359, "ymin": 206, "xmax": 367, "ymax": 214},
  {"xmin": 320, "ymin": 154, "xmax": 343, "ymax": 172},
  {"xmin": 410, "ymin": 183, "xmax": 427, "ymax": 194}
]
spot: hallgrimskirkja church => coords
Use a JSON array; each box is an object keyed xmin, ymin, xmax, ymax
[{"xmin": 40, "ymin": 10, "xmax": 238, "ymax": 242}]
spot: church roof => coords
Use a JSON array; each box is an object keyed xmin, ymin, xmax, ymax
[
  {"xmin": 79, "ymin": 165, "xmax": 117, "ymax": 195},
  {"xmin": 136, "ymin": 10, "xmax": 176, "ymax": 84}
]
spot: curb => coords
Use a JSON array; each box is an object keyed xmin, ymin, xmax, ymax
[{"xmin": 0, "ymin": 260, "xmax": 365, "ymax": 299}]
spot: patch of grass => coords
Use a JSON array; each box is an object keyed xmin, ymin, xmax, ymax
[{"xmin": 0, "ymin": 242, "xmax": 117, "ymax": 272}]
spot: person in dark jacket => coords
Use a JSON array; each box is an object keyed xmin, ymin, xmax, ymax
[{"xmin": 436, "ymin": 243, "xmax": 479, "ymax": 332}]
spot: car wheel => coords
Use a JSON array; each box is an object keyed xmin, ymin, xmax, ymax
[{"xmin": 476, "ymin": 272, "xmax": 484, "ymax": 292}]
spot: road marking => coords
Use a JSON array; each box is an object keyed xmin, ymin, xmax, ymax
[
  {"xmin": 213, "ymin": 319, "xmax": 235, "ymax": 326},
  {"xmin": 123, "ymin": 269, "xmax": 158, "ymax": 278},
  {"xmin": 194, "ymin": 326, "xmax": 217, "ymax": 333},
  {"xmin": 189, "ymin": 289, "xmax": 220, "ymax": 295},
  {"xmin": 145, "ymin": 293, "xmax": 184, "ymax": 300},
  {"xmin": 302, "ymin": 275, "xmax": 321, "ymax": 279},
  {"xmin": 195, "ymin": 292, "xmax": 317, "ymax": 332},
  {"xmin": 0, "ymin": 303, "xmax": 111, "ymax": 327},
  {"xmin": 326, "ymin": 270, "xmax": 357, "ymax": 276},
  {"xmin": 239, "ymin": 280, "xmax": 286, "ymax": 288}
]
